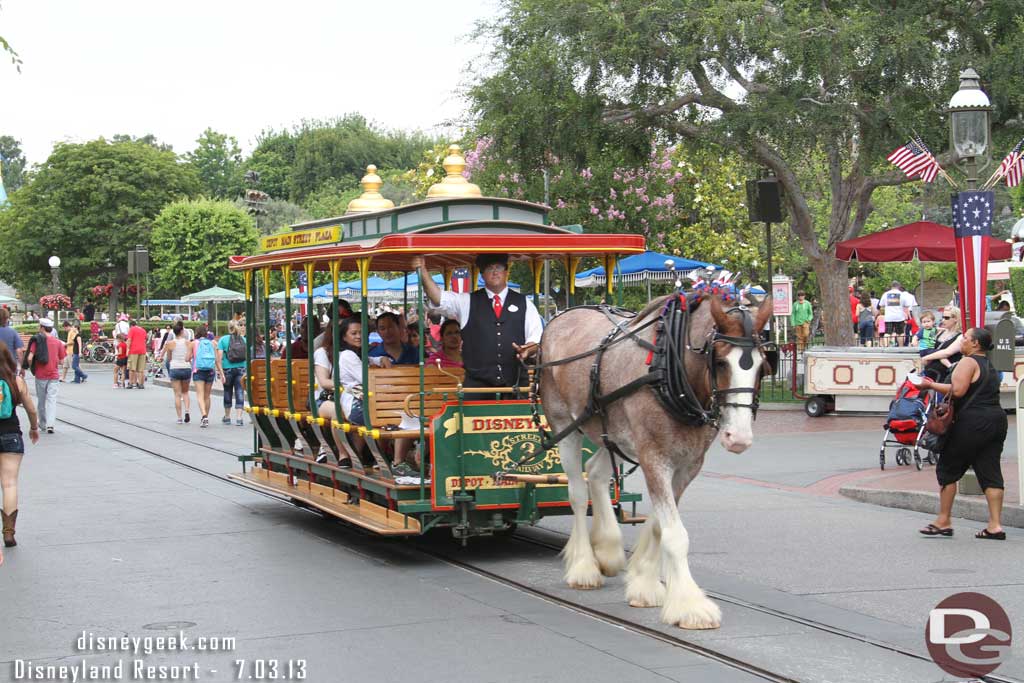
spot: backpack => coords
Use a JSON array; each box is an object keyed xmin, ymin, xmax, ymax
[
  {"xmin": 0, "ymin": 378, "xmax": 13, "ymax": 419},
  {"xmin": 30, "ymin": 333, "xmax": 49, "ymax": 368},
  {"xmin": 858, "ymin": 306, "xmax": 874, "ymax": 325},
  {"xmin": 226, "ymin": 333, "xmax": 246, "ymax": 363},
  {"xmin": 196, "ymin": 338, "xmax": 216, "ymax": 370}
]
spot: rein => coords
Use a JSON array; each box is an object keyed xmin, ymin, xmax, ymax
[{"xmin": 529, "ymin": 296, "xmax": 769, "ymax": 463}]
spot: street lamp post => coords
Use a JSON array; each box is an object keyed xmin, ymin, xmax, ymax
[
  {"xmin": 48, "ymin": 255, "xmax": 61, "ymax": 294},
  {"xmin": 48, "ymin": 255, "xmax": 61, "ymax": 323},
  {"xmin": 947, "ymin": 67, "xmax": 992, "ymax": 189}
]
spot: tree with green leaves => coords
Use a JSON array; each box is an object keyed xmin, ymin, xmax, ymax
[
  {"xmin": 470, "ymin": 0, "xmax": 1024, "ymax": 343},
  {"xmin": 151, "ymin": 199, "xmax": 258, "ymax": 294},
  {"xmin": 247, "ymin": 116, "xmax": 436, "ymax": 203},
  {"xmin": 0, "ymin": 2, "xmax": 21, "ymax": 73},
  {"xmin": 185, "ymin": 128, "xmax": 244, "ymax": 199},
  {"xmin": 245, "ymin": 129, "xmax": 296, "ymax": 201},
  {"xmin": 0, "ymin": 138, "xmax": 199, "ymax": 308},
  {"xmin": 0, "ymin": 135, "xmax": 26, "ymax": 192}
]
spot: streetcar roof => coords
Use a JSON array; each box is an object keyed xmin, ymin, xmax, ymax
[
  {"xmin": 230, "ymin": 195, "xmax": 645, "ymax": 272},
  {"xmin": 230, "ymin": 223, "xmax": 644, "ymax": 272}
]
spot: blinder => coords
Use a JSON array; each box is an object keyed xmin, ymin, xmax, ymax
[{"xmin": 702, "ymin": 304, "xmax": 772, "ymax": 419}]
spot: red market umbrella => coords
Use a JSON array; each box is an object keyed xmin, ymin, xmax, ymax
[{"xmin": 835, "ymin": 221, "xmax": 1011, "ymax": 262}]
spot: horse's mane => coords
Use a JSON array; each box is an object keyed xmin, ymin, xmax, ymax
[{"xmin": 631, "ymin": 294, "xmax": 674, "ymax": 326}]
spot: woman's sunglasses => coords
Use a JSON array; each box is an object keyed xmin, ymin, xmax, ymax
[{"xmin": 942, "ymin": 316, "xmax": 952, "ymax": 320}]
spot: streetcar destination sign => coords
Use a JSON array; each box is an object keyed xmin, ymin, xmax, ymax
[{"xmin": 260, "ymin": 226, "xmax": 341, "ymax": 252}]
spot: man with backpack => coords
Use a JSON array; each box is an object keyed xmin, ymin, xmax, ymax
[
  {"xmin": 25, "ymin": 318, "xmax": 66, "ymax": 434},
  {"xmin": 125, "ymin": 319, "xmax": 148, "ymax": 389},
  {"xmin": 216, "ymin": 320, "xmax": 247, "ymax": 426}
]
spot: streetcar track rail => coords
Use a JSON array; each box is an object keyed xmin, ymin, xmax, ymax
[
  {"xmin": 508, "ymin": 529, "xmax": 1023, "ymax": 683},
  {"xmin": 50, "ymin": 402, "xmax": 1022, "ymax": 683}
]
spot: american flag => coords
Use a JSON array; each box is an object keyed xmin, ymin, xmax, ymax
[
  {"xmin": 997, "ymin": 137, "xmax": 1024, "ymax": 188},
  {"xmin": 887, "ymin": 137, "xmax": 941, "ymax": 183},
  {"xmin": 952, "ymin": 190, "xmax": 994, "ymax": 329},
  {"xmin": 296, "ymin": 271, "xmax": 307, "ymax": 315},
  {"xmin": 451, "ymin": 267, "xmax": 471, "ymax": 293}
]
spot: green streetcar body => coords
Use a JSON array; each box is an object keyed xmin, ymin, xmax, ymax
[{"xmin": 228, "ymin": 168, "xmax": 645, "ymax": 539}]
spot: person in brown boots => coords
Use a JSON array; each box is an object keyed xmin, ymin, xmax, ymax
[{"xmin": 0, "ymin": 339, "xmax": 40, "ymax": 555}]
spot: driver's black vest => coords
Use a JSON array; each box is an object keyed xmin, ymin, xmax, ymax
[{"xmin": 462, "ymin": 289, "xmax": 527, "ymax": 387}]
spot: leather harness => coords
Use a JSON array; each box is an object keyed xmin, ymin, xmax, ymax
[{"xmin": 528, "ymin": 295, "xmax": 771, "ymax": 466}]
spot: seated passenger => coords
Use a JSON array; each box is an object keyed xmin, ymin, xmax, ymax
[
  {"xmin": 314, "ymin": 317, "xmax": 390, "ymax": 464},
  {"xmin": 426, "ymin": 319, "xmax": 463, "ymax": 368},
  {"xmin": 368, "ymin": 312, "xmax": 418, "ymax": 364},
  {"xmin": 290, "ymin": 316, "xmax": 322, "ymax": 360}
]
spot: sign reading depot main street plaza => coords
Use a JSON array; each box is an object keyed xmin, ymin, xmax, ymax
[
  {"xmin": 259, "ymin": 225, "xmax": 341, "ymax": 252},
  {"xmin": 429, "ymin": 401, "xmax": 615, "ymax": 510}
]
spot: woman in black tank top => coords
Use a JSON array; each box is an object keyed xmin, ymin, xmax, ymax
[
  {"xmin": 0, "ymin": 340, "xmax": 41, "ymax": 559},
  {"xmin": 918, "ymin": 328, "xmax": 1008, "ymax": 540}
]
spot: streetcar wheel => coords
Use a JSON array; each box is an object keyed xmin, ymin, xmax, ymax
[{"xmin": 805, "ymin": 397, "xmax": 828, "ymax": 417}]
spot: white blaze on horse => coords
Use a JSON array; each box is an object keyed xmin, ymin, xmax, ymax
[{"xmin": 537, "ymin": 293, "xmax": 773, "ymax": 630}]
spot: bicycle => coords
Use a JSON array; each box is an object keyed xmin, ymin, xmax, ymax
[{"xmin": 86, "ymin": 339, "xmax": 116, "ymax": 363}]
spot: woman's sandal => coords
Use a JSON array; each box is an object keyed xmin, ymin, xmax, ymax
[
  {"xmin": 919, "ymin": 524, "xmax": 953, "ymax": 537},
  {"xmin": 976, "ymin": 528, "xmax": 1006, "ymax": 540}
]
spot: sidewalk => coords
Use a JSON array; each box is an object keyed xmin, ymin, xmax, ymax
[{"xmin": 839, "ymin": 460, "xmax": 1024, "ymax": 527}]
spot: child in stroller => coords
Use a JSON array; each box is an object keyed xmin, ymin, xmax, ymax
[{"xmin": 879, "ymin": 378, "xmax": 934, "ymax": 470}]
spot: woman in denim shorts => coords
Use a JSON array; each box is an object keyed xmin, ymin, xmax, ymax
[
  {"xmin": 0, "ymin": 340, "xmax": 41, "ymax": 559},
  {"xmin": 163, "ymin": 321, "xmax": 194, "ymax": 424}
]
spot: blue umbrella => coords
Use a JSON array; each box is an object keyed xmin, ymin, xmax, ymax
[{"xmin": 575, "ymin": 251, "xmax": 720, "ymax": 284}]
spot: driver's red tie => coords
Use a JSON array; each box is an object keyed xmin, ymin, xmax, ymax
[{"xmin": 493, "ymin": 295, "xmax": 503, "ymax": 319}]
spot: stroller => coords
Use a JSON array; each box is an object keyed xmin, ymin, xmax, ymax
[{"xmin": 879, "ymin": 379, "xmax": 935, "ymax": 470}]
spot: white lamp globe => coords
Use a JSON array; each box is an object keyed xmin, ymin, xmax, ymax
[{"xmin": 48, "ymin": 256, "xmax": 61, "ymax": 268}]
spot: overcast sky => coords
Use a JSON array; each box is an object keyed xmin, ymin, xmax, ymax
[{"xmin": 0, "ymin": 0, "xmax": 496, "ymax": 166}]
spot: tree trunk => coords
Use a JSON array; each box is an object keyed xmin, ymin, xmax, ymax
[
  {"xmin": 811, "ymin": 256, "xmax": 854, "ymax": 346},
  {"xmin": 108, "ymin": 274, "xmax": 127, "ymax": 320}
]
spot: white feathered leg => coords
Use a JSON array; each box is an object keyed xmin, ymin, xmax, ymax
[
  {"xmin": 625, "ymin": 517, "xmax": 665, "ymax": 607},
  {"xmin": 560, "ymin": 432, "xmax": 603, "ymax": 589},
  {"xmin": 585, "ymin": 450, "xmax": 625, "ymax": 577},
  {"xmin": 655, "ymin": 499, "xmax": 720, "ymax": 629}
]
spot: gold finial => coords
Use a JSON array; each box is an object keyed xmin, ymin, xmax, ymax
[
  {"xmin": 426, "ymin": 144, "xmax": 482, "ymax": 198},
  {"xmin": 345, "ymin": 164, "xmax": 395, "ymax": 214}
]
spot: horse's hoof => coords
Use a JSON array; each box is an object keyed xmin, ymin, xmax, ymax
[
  {"xmin": 593, "ymin": 540, "xmax": 626, "ymax": 577},
  {"xmin": 625, "ymin": 575, "xmax": 665, "ymax": 607},
  {"xmin": 663, "ymin": 595, "xmax": 722, "ymax": 630},
  {"xmin": 565, "ymin": 560, "xmax": 604, "ymax": 590}
]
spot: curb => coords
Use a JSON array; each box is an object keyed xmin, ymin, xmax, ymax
[{"xmin": 838, "ymin": 485, "xmax": 1024, "ymax": 529}]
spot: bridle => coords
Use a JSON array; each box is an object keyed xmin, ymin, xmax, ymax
[{"xmin": 692, "ymin": 304, "xmax": 774, "ymax": 423}]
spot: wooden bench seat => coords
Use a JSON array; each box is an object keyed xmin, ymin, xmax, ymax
[
  {"xmin": 250, "ymin": 359, "xmax": 268, "ymax": 407},
  {"xmin": 270, "ymin": 358, "xmax": 314, "ymax": 414},
  {"xmin": 366, "ymin": 365, "xmax": 464, "ymax": 438}
]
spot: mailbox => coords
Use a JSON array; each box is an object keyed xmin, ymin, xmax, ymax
[{"xmin": 986, "ymin": 317, "xmax": 1015, "ymax": 372}]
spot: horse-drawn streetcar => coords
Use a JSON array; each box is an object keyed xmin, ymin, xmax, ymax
[
  {"xmin": 227, "ymin": 148, "xmax": 647, "ymax": 540},
  {"xmin": 230, "ymin": 147, "xmax": 777, "ymax": 630}
]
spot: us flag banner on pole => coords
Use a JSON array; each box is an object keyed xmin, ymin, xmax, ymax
[
  {"xmin": 887, "ymin": 138, "xmax": 941, "ymax": 183},
  {"xmin": 451, "ymin": 267, "xmax": 471, "ymax": 293},
  {"xmin": 952, "ymin": 190, "xmax": 994, "ymax": 329},
  {"xmin": 296, "ymin": 270, "xmax": 307, "ymax": 316},
  {"xmin": 997, "ymin": 138, "xmax": 1024, "ymax": 188}
]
